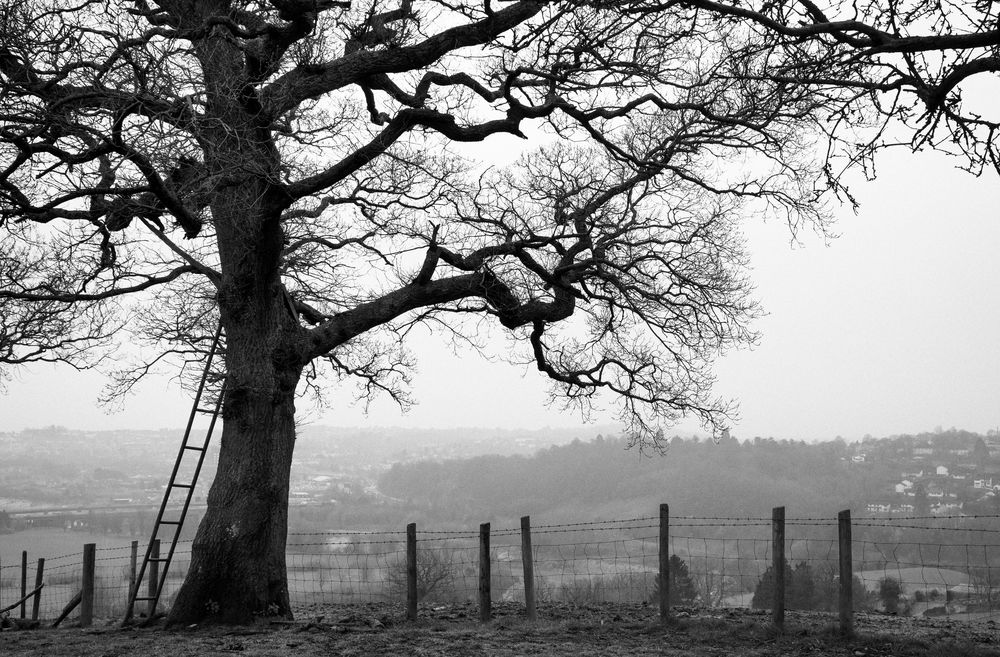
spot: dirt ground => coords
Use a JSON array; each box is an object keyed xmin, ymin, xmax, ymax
[{"xmin": 3, "ymin": 603, "xmax": 1000, "ymax": 656}]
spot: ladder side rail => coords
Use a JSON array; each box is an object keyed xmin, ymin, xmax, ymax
[
  {"xmin": 148, "ymin": 324, "xmax": 222, "ymax": 540},
  {"xmin": 123, "ymin": 324, "xmax": 224, "ymax": 621},
  {"xmin": 176, "ymin": 323, "xmax": 224, "ymax": 451},
  {"xmin": 152, "ymin": 383, "xmax": 226, "ymax": 609}
]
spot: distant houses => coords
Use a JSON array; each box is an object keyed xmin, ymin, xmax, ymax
[
  {"xmin": 853, "ymin": 430, "xmax": 1000, "ymax": 516},
  {"xmin": 865, "ymin": 500, "xmax": 914, "ymax": 515}
]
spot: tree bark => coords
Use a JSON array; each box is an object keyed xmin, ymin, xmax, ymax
[
  {"xmin": 167, "ymin": 295, "xmax": 304, "ymax": 623},
  {"xmin": 167, "ymin": 169, "xmax": 304, "ymax": 624},
  {"xmin": 167, "ymin": 369, "xmax": 299, "ymax": 622}
]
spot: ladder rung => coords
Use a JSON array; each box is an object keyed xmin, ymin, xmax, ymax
[
  {"xmin": 171, "ymin": 483, "xmax": 194, "ymax": 489},
  {"xmin": 182, "ymin": 444, "xmax": 205, "ymax": 452},
  {"xmin": 158, "ymin": 520, "xmax": 181, "ymax": 525},
  {"xmin": 196, "ymin": 406, "xmax": 217, "ymax": 413},
  {"xmin": 132, "ymin": 596, "xmax": 156, "ymax": 602},
  {"xmin": 148, "ymin": 557, "xmax": 170, "ymax": 562}
]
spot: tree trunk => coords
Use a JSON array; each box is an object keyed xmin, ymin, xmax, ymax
[
  {"xmin": 168, "ymin": 184, "xmax": 304, "ymax": 624},
  {"xmin": 167, "ymin": 327, "xmax": 302, "ymax": 624}
]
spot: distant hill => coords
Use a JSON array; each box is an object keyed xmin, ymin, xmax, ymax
[{"xmin": 379, "ymin": 429, "xmax": 1000, "ymax": 524}]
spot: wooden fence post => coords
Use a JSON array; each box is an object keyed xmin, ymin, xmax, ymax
[
  {"xmin": 80, "ymin": 543, "xmax": 96, "ymax": 627},
  {"xmin": 521, "ymin": 516, "xmax": 536, "ymax": 621},
  {"xmin": 838, "ymin": 509, "xmax": 853, "ymax": 635},
  {"xmin": 20, "ymin": 550, "xmax": 27, "ymax": 619},
  {"xmin": 406, "ymin": 523, "xmax": 417, "ymax": 621},
  {"xmin": 128, "ymin": 540, "xmax": 138, "ymax": 608},
  {"xmin": 479, "ymin": 522, "xmax": 491, "ymax": 623},
  {"xmin": 31, "ymin": 558, "xmax": 45, "ymax": 621},
  {"xmin": 772, "ymin": 507, "xmax": 785, "ymax": 629},
  {"xmin": 659, "ymin": 503, "xmax": 670, "ymax": 622},
  {"xmin": 148, "ymin": 539, "xmax": 160, "ymax": 618}
]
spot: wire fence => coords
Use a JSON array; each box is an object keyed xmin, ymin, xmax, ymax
[{"xmin": 4, "ymin": 512, "xmax": 1000, "ymax": 623}]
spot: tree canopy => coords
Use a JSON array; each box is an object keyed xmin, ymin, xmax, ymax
[
  {"xmin": 676, "ymin": 0, "xmax": 1000, "ymax": 177},
  {"xmin": 0, "ymin": 0, "xmax": 993, "ymax": 623},
  {"xmin": 0, "ymin": 0, "xmax": 843, "ymax": 437}
]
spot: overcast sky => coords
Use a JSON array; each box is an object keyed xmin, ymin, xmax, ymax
[{"xmin": 2, "ymin": 141, "xmax": 998, "ymax": 442}]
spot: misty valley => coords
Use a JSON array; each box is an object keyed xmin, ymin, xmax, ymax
[{"xmin": 4, "ymin": 426, "xmax": 1000, "ymax": 623}]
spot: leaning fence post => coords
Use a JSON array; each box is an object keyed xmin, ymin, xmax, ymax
[
  {"xmin": 479, "ymin": 522, "xmax": 491, "ymax": 623},
  {"xmin": 772, "ymin": 506, "xmax": 785, "ymax": 630},
  {"xmin": 81, "ymin": 543, "xmax": 96, "ymax": 627},
  {"xmin": 31, "ymin": 558, "xmax": 45, "ymax": 621},
  {"xmin": 406, "ymin": 523, "xmax": 417, "ymax": 621},
  {"xmin": 20, "ymin": 550, "xmax": 27, "ymax": 619},
  {"xmin": 659, "ymin": 503, "xmax": 670, "ymax": 622},
  {"xmin": 521, "ymin": 516, "xmax": 536, "ymax": 621},
  {"xmin": 838, "ymin": 509, "xmax": 853, "ymax": 635}
]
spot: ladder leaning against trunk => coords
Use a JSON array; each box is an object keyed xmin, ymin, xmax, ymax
[{"xmin": 122, "ymin": 324, "xmax": 225, "ymax": 624}]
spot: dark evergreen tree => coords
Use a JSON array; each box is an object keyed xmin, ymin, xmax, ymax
[
  {"xmin": 788, "ymin": 562, "xmax": 817, "ymax": 610},
  {"xmin": 879, "ymin": 577, "xmax": 903, "ymax": 614},
  {"xmin": 671, "ymin": 554, "xmax": 698, "ymax": 605},
  {"xmin": 752, "ymin": 560, "xmax": 820, "ymax": 610},
  {"xmin": 752, "ymin": 559, "xmax": 793, "ymax": 610},
  {"xmin": 973, "ymin": 438, "xmax": 991, "ymax": 466},
  {"xmin": 651, "ymin": 554, "xmax": 698, "ymax": 605},
  {"xmin": 913, "ymin": 482, "xmax": 931, "ymax": 516}
]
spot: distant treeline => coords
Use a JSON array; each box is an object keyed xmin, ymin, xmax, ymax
[{"xmin": 378, "ymin": 430, "xmax": 994, "ymax": 524}]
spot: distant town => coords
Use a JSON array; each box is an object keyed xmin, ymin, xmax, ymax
[{"xmin": 847, "ymin": 430, "xmax": 1000, "ymax": 516}]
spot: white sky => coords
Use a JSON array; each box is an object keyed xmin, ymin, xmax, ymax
[{"xmin": 2, "ymin": 142, "xmax": 999, "ymax": 443}]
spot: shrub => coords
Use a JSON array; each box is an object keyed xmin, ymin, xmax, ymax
[
  {"xmin": 384, "ymin": 547, "xmax": 457, "ymax": 603},
  {"xmin": 558, "ymin": 577, "xmax": 605, "ymax": 605}
]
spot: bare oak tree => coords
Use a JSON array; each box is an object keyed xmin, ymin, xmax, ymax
[{"xmin": 1, "ymin": 0, "xmax": 832, "ymax": 622}]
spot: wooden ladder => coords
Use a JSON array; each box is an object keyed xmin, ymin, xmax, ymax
[{"xmin": 122, "ymin": 325, "xmax": 225, "ymax": 623}]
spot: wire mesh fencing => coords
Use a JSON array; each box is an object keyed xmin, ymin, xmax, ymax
[
  {"xmin": 850, "ymin": 515, "xmax": 1000, "ymax": 620},
  {"xmin": 285, "ymin": 530, "xmax": 407, "ymax": 607},
  {"xmin": 4, "ymin": 511, "xmax": 1000, "ymax": 624}
]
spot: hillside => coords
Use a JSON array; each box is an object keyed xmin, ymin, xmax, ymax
[
  {"xmin": 379, "ymin": 430, "xmax": 1000, "ymax": 523},
  {"xmin": 6, "ymin": 425, "xmax": 998, "ymax": 531},
  {"xmin": 6, "ymin": 427, "xmax": 999, "ymax": 538}
]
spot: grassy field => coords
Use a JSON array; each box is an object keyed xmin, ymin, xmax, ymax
[
  {"xmin": 855, "ymin": 566, "xmax": 970, "ymax": 592},
  {"xmin": 0, "ymin": 529, "xmax": 138, "ymax": 567}
]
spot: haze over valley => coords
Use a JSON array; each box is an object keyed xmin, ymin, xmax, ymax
[{"xmin": 4, "ymin": 424, "xmax": 1000, "ymax": 544}]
